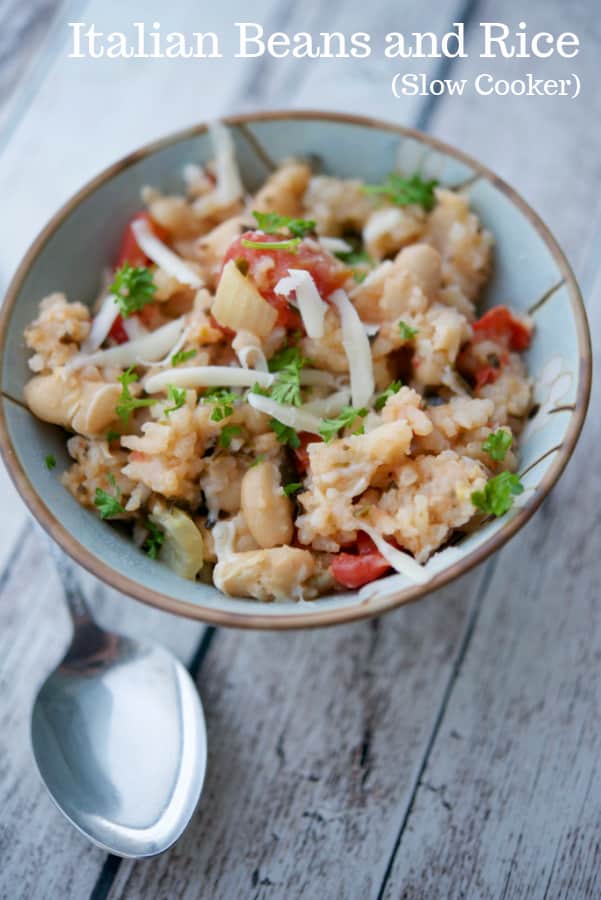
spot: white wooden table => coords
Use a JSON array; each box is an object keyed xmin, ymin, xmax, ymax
[{"xmin": 1, "ymin": 2, "xmax": 599, "ymax": 897}]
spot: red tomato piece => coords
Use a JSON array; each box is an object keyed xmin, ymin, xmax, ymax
[
  {"xmin": 294, "ymin": 432, "xmax": 323, "ymax": 474},
  {"xmin": 108, "ymin": 315, "xmax": 129, "ymax": 344},
  {"xmin": 472, "ymin": 305, "xmax": 532, "ymax": 352},
  {"xmin": 107, "ymin": 211, "xmax": 168, "ymax": 344},
  {"xmin": 475, "ymin": 365, "xmax": 501, "ymax": 389},
  {"xmin": 223, "ymin": 232, "xmax": 348, "ymax": 319},
  {"xmin": 331, "ymin": 546, "xmax": 391, "ymax": 590}
]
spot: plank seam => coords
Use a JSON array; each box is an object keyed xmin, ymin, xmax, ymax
[{"xmin": 376, "ymin": 556, "xmax": 497, "ymax": 900}]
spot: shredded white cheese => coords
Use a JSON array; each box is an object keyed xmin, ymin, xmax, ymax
[
  {"xmin": 247, "ymin": 393, "xmax": 322, "ymax": 435},
  {"xmin": 68, "ymin": 318, "xmax": 186, "ymax": 370},
  {"xmin": 304, "ymin": 388, "xmax": 351, "ymax": 418},
  {"xmin": 330, "ymin": 289, "xmax": 375, "ymax": 409},
  {"xmin": 299, "ymin": 369, "xmax": 340, "ymax": 388},
  {"xmin": 144, "ymin": 366, "xmax": 274, "ymax": 393},
  {"xmin": 319, "ymin": 236, "xmax": 352, "ymax": 254},
  {"xmin": 275, "ymin": 269, "xmax": 327, "ymax": 339},
  {"xmin": 232, "ymin": 330, "xmax": 269, "ymax": 372},
  {"xmin": 131, "ymin": 218, "xmax": 202, "ymax": 288},
  {"xmin": 80, "ymin": 295, "xmax": 120, "ymax": 353},
  {"xmin": 138, "ymin": 325, "xmax": 191, "ymax": 368},
  {"xmin": 357, "ymin": 523, "xmax": 431, "ymax": 584},
  {"xmin": 363, "ymin": 208, "xmax": 406, "ymax": 247},
  {"xmin": 194, "ymin": 121, "xmax": 244, "ymax": 213},
  {"xmin": 122, "ymin": 316, "xmax": 148, "ymax": 341}
]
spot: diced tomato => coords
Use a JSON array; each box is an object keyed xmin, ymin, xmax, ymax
[
  {"xmin": 475, "ymin": 365, "xmax": 501, "ymax": 389},
  {"xmin": 107, "ymin": 211, "xmax": 169, "ymax": 344},
  {"xmin": 331, "ymin": 533, "xmax": 392, "ymax": 589},
  {"xmin": 472, "ymin": 305, "xmax": 532, "ymax": 352},
  {"xmin": 294, "ymin": 432, "xmax": 323, "ymax": 474},
  {"xmin": 222, "ymin": 231, "xmax": 347, "ymax": 330},
  {"xmin": 108, "ymin": 315, "xmax": 129, "ymax": 344}
]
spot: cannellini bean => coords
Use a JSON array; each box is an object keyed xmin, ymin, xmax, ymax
[
  {"xmin": 240, "ymin": 460, "xmax": 293, "ymax": 549},
  {"xmin": 24, "ymin": 373, "xmax": 120, "ymax": 438},
  {"xmin": 213, "ymin": 547, "xmax": 315, "ymax": 602},
  {"xmin": 395, "ymin": 243, "xmax": 442, "ymax": 299}
]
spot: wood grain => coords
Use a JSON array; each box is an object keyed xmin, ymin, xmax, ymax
[
  {"xmin": 382, "ymin": 1, "xmax": 601, "ymax": 896},
  {"xmin": 108, "ymin": 570, "xmax": 486, "ymax": 900}
]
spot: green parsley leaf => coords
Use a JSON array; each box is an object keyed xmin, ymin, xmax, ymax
[
  {"xmin": 202, "ymin": 388, "xmax": 238, "ymax": 422},
  {"xmin": 44, "ymin": 454, "xmax": 56, "ymax": 471},
  {"xmin": 319, "ymin": 406, "xmax": 368, "ymax": 442},
  {"xmin": 252, "ymin": 210, "xmax": 316, "ymax": 239},
  {"xmin": 471, "ymin": 471, "xmax": 524, "ymax": 517},
  {"xmin": 334, "ymin": 248, "xmax": 373, "ymax": 267},
  {"xmin": 268, "ymin": 345, "xmax": 309, "ymax": 408},
  {"xmin": 353, "ymin": 270, "xmax": 368, "ymax": 284},
  {"xmin": 398, "ymin": 321, "xmax": 419, "ymax": 340},
  {"xmin": 115, "ymin": 367, "xmax": 158, "ymax": 424},
  {"xmin": 164, "ymin": 384, "xmax": 187, "ymax": 416},
  {"xmin": 283, "ymin": 482, "xmax": 302, "ymax": 496},
  {"xmin": 374, "ymin": 380, "xmax": 403, "ymax": 412},
  {"xmin": 241, "ymin": 237, "xmax": 301, "ymax": 252},
  {"xmin": 106, "ymin": 430, "xmax": 121, "ymax": 443},
  {"xmin": 269, "ymin": 419, "xmax": 301, "ymax": 449},
  {"xmin": 249, "ymin": 454, "xmax": 266, "ymax": 468},
  {"xmin": 94, "ymin": 487, "xmax": 125, "ymax": 519},
  {"xmin": 171, "ymin": 349, "xmax": 197, "ymax": 367},
  {"xmin": 482, "ymin": 429, "xmax": 513, "ymax": 462},
  {"xmin": 219, "ymin": 424, "xmax": 243, "ymax": 449},
  {"xmin": 363, "ymin": 172, "xmax": 438, "ymax": 211},
  {"xmin": 250, "ymin": 382, "xmax": 270, "ymax": 397},
  {"xmin": 144, "ymin": 520, "xmax": 164, "ymax": 559},
  {"xmin": 109, "ymin": 263, "xmax": 157, "ymax": 318}
]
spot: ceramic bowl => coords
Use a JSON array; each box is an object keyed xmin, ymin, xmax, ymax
[{"xmin": 0, "ymin": 112, "xmax": 591, "ymax": 628}]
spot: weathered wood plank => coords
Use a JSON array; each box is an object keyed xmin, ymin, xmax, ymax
[
  {"xmin": 0, "ymin": 531, "xmax": 108, "ymax": 900},
  {"xmin": 382, "ymin": 1, "xmax": 601, "ymax": 896},
  {"xmin": 108, "ymin": 571, "xmax": 486, "ymax": 900}
]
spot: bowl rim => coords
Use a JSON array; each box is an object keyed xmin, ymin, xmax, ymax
[{"xmin": 0, "ymin": 109, "xmax": 592, "ymax": 630}]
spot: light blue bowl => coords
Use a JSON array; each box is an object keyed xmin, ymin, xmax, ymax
[{"xmin": 0, "ymin": 112, "xmax": 591, "ymax": 629}]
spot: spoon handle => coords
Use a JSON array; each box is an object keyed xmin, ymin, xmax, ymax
[{"xmin": 45, "ymin": 536, "xmax": 92, "ymax": 623}]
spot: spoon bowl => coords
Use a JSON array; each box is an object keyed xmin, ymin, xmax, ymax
[{"xmin": 31, "ymin": 543, "xmax": 207, "ymax": 857}]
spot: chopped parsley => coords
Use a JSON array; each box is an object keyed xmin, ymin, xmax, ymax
[
  {"xmin": 202, "ymin": 388, "xmax": 238, "ymax": 422},
  {"xmin": 268, "ymin": 345, "xmax": 309, "ymax": 408},
  {"xmin": 44, "ymin": 454, "xmax": 56, "ymax": 471},
  {"xmin": 115, "ymin": 367, "xmax": 158, "ymax": 424},
  {"xmin": 334, "ymin": 248, "xmax": 373, "ymax": 266},
  {"xmin": 241, "ymin": 237, "xmax": 301, "ymax": 252},
  {"xmin": 252, "ymin": 210, "xmax": 316, "ymax": 238},
  {"xmin": 482, "ymin": 429, "xmax": 513, "ymax": 462},
  {"xmin": 144, "ymin": 520, "xmax": 164, "ymax": 559},
  {"xmin": 398, "ymin": 321, "xmax": 419, "ymax": 340},
  {"xmin": 164, "ymin": 384, "xmax": 187, "ymax": 416},
  {"xmin": 171, "ymin": 348, "xmax": 197, "ymax": 367},
  {"xmin": 374, "ymin": 380, "xmax": 403, "ymax": 412},
  {"xmin": 219, "ymin": 424, "xmax": 243, "ymax": 449},
  {"xmin": 471, "ymin": 472, "xmax": 524, "ymax": 517},
  {"xmin": 109, "ymin": 263, "xmax": 157, "ymax": 318},
  {"xmin": 319, "ymin": 406, "xmax": 368, "ymax": 442},
  {"xmin": 283, "ymin": 482, "xmax": 302, "ymax": 496},
  {"xmin": 94, "ymin": 486, "xmax": 125, "ymax": 519},
  {"xmin": 363, "ymin": 172, "xmax": 438, "ymax": 211},
  {"xmin": 270, "ymin": 419, "xmax": 301, "ymax": 449},
  {"xmin": 106, "ymin": 430, "xmax": 121, "ymax": 443},
  {"xmin": 249, "ymin": 454, "xmax": 266, "ymax": 468},
  {"xmin": 250, "ymin": 382, "xmax": 271, "ymax": 399}
]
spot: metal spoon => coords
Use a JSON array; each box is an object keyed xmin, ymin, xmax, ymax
[{"xmin": 30, "ymin": 540, "xmax": 207, "ymax": 857}]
